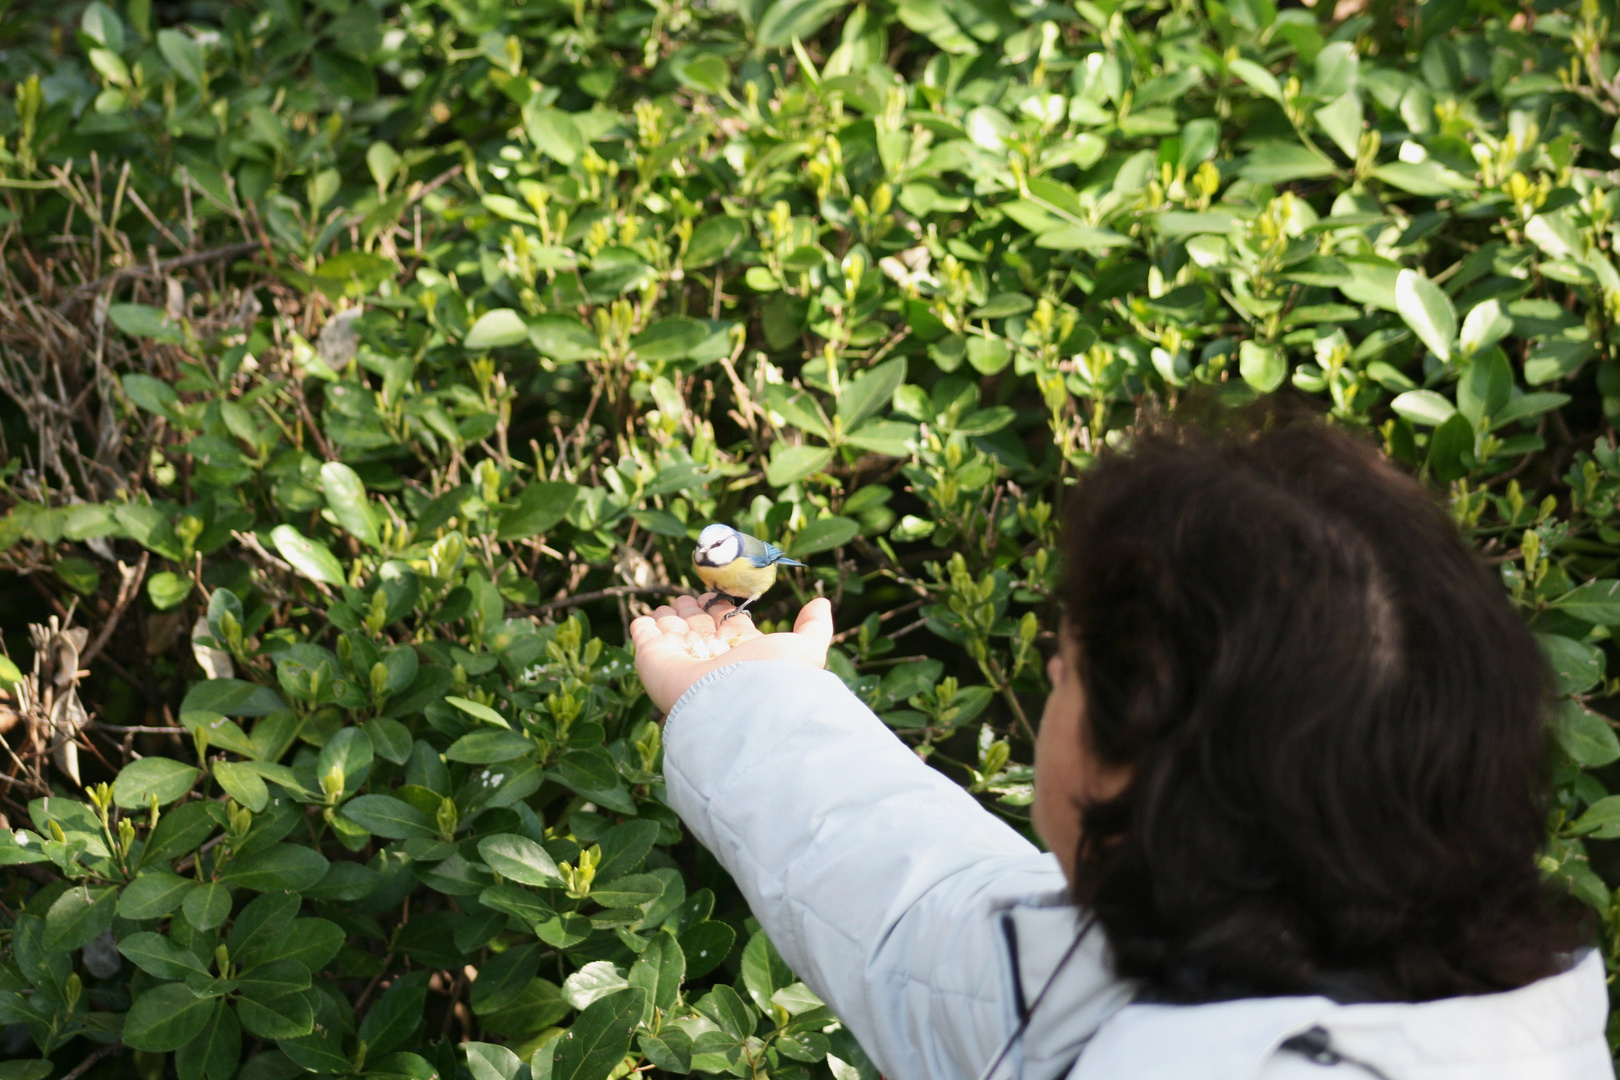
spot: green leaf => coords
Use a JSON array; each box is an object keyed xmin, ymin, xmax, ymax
[
  {"xmin": 237, "ymin": 989, "xmax": 315, "ymax": 1039},
  {"xmin": 479, "ymin": 833, "xmax": 565, "ymax": 887},
  {"xmin": 319, "ymin": 462, "xmax": 380, "ymax": 547},
  {"xmin": 366, "ymin": 715, "xmax": 415, "ymax": 762},
  {"xmin": 1556, "ymin": 699, "xmax": 1620, "ymax": 768},
  {"xmin": 1395, "ymin": 270, "xmax": 1456, "ymax": 362},
  {"xmin": 119, "ymin": 869, "xmax": 195, "ymax": 919},
  {"xmin": 497, "ymin": 482, "xmax": 579, "ymax": 541},
  {"xmin": 1459, "ymin": 299, "xmax": 1513, "ymax": 357},
  {"xmin": 837, "ymin": 358, "xmax": 906, "ymax": 432},
  {"xmin": 629, "ymin": 933, "xmax": 684, "ymax": 1021},
  {"xmin": 1238, "ymin": 143, "xmax": 1337, "ymax": 184},
  {"xmin": 367, "ymin": 141, "xmax": 402, "ymax": 192},
  {"xmin": 252, "ymin": 918, "xmax": 345, "ymax": 973},
  {"xmin": 110, "ymin": 303, "xmax": 184, "ymax": 344},
  {"xmin": 122, "ymin": 372, "xmax": 181, "ymax": 416},
  {"xmin": 213, "ymin": 760, "xmax": 269, "ymax": 812},
  {"xmin": 469, "ymin": 944, "xmax": 542, "ymax": 1014},
  {"xmin": 1228, "ymin": 57, "xmax": 1282, "ymax": 101},
  {"xmin": 270, "ymin": 524, "xmax": 346, "ymax": 587},
  {"xmin": 1551, "ymin": 580, "xmax": 1620, "ymax": 626},
  {"xmin": 589, "ymin": 873, "xmax": 665, "ymax": 908},
  {"xmin": 236, "ymin": 959, "xmax": 313, "ymax": 1002},
  {"xmin": 1238, "ymin": 341, "xmax": 1286, "ymax": 394},
  {"xmin": 157, "ymin": 28, "xmax": 206, "ymax": 88},
  {"xmin": 1572, "ymin": 795, "xmax": 1620, "ymax": 839},
  {"xmin": 1425, "ymin": 412, "xmax": 1473, "ymax": 483},
  {"xmin": 1316, "ymin": 93, "xmax": 1364, "ymax": 158},
  {"xmin": 524, "ymin": 104, "xmax": 585, "ymax": 165},
  {"xmin": 679, "ymin": 921, "xmax": 736, "ymax": 978},
  {"xmin": 562, "ymin": 961, "xmax": 630, "ymax": 1010},
  {"xmin": 844, "ymin": 420, "xmax": 919, "ymax": 457},
  {"xmin": 529, "ymin": 315, "xmax": 602, "ymax": 362},
  {"xmin": 447, "ymin": 729, "xmax": 534, "ymax": 764},
  {"xmin": 220, "ymin": 843, "xmax": 331, "ymax": 892},
  {"xmin": 633, "ymin": 317, "xmax": 709, "ymax": 361},
  {"xmin": 467, "ymin": 1042, "xmax": 527, "ymax": 1080},
  {"xmin": 790, "ymin": 516, "xmax": 859, "ymax": 558},
  {"xmin": 756, "ymin": 0, "xmax": 851, "ymax": 47},
  {"xmin": 1153, "ymin": 212, "xmax": 1239, "ymax": 238},
  {"xmin": 340, "ymin": 794, "xmax": 436, "ymax": 838},
  {"xmin": 124, "ymin": 982, "xmax": 216, "ymax": 1051},
  {"xmin": 182, "ymin": 882, "xmax": 232, "ymax": 931},
  {"xmin": 114, "ymin": 756, "xmax": 200, "ymax": 808},
  {"xmin": 1389, "ymin": 389, "xmax": 1456, "ymax": 427},
  {"xmin": 181, "ymin": 679, "xmax": 286, "ymax": 717},
  {"xmin": 118, "ymin": 931, "xmax": 209, "ymax": 980},
  {"xmin": 965, "ymin": 337, "xmax": 1012, "ymax": 376},
  {"xmin": 360, "ymin": 970, "xmax": 430, "ymax": 1057},
  {"xmin": 1372, "ymin": 160, "xmax": 1476, "ymax": 196},
  {"xmin": 43, "ymin": 885, "xmax": 117, "ymax": 952},
  {"xmin": 148, "ymin": 570, "xmax": 194, "ymax": 610},
  {"xmin": 314, "ymin": 252, "xmax": 394, "ymax": 294},
  {"xmin": 466, "ymin": 309, "xmax": 531, "ymax": 350},
  {"xmin": 766, "ymin": 444, "xmax": 834, "ymax": 488},
  {"xmin": 446, "ymin": 695, "xmax": 513, "ymax": 728},
  {"xmin": 318, "ymin": 726, "xmax": 374, "ymax": 795},
  {"xmin": 0, "ymin": 1063, "xmax": 53, "ymax": 1080},
  {"xmin": 1033, "ymin": 225, "xmax": 1134, "ymax": 252},
  {"xmin": 227, "ymin": 892, "xmax": 301, "ymax": 961},
  {"xmin": 672, "ymin": 53, "xmax": 730, "ymax": 95},
  {"xmin": 551, "ymin": 987, "xmax": 647, "ymax": 1080},
  {"xmin": 685, "ymin": 216, "xmax": 746, "ymax": 268},
  {"xmin": 175, "ymin": 998, "xmax": 240, "ymax": 1080},
  {"xmin": 139, "ymin": 801, "xmax": 217, "ymax": 867},
  {"xmin": 740, "ymin": 931, "xmax": 793, "ymax": 1012}
]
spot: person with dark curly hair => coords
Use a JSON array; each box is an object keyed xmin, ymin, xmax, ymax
[{"xmin": 631, "ymin": 416, "xmax": 1609, "ymax": 1080}]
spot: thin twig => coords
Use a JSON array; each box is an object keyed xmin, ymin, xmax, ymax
[
  {"xmin": 92, "ymin": 725, "xmax": 183, "ymax": 734},
  {"xmin": 60, "ymin": 242, "xmax": 260, "ymax": 306},
  {"xmin": 79, "ymin": 554, "xmax": 147, "ymax": 667},
  {"xmin": 61, "ymin": 1040, "xmax": 123, "ymax": 1080},
  {"xmin": 830, "ymin": 597, "xmax": 925, "ymax": 644},
  {"xmin": 521, "ymin": 584, "xmax": 686, "ymax": 617}
]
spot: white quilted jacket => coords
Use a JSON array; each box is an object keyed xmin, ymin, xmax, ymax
[{"xmin": 660, "ymin": 661, "xmax": 1614, "ymax": 1080}]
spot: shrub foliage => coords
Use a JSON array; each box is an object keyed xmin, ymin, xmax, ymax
[{"xmin": 1, "ymin": 0, "xmax": 1620, "ymax": 1075}]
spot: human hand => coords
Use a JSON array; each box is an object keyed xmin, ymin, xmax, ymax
[{"xmin": 630, "ymin": 593, "xmax": 835, "ymax": 713}]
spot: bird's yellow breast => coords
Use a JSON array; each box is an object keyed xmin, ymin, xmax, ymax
[{"xmin": 694, "ymin": 558, "xmax": 778, "ymax": 602}]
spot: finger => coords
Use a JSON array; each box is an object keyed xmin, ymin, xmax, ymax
[
  {"xmin": 649, "ymin": 604, "xmax": 679, "ymax": 622},
  {"xmin": 793, "ymin": 596, "xmax": 835, "ymax": 653},
  {"xmin": 656, "ymin": 615, "xmax": 690, "ymax": 636},
  {"xmin": 717, "ymin": 610, "xmax": 757, "ymax": 644},
  {"xmin": 672, "ymin": 594, "xmax": 705, "ymax": 619},
  {"xmin": 629, "ymin": 616, "xmax": 661, "ymax": 647}
]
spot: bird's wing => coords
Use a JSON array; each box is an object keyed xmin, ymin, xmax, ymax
[
  {"xmin": 737, "ymin": 532, "xmax": 778, "ymax": 567},
  {"xmin": 759, "ymin": 541, "xmax": 806, "ymax": 567}
]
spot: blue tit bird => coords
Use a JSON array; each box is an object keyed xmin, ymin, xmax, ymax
[{"xmin": 692, "ymin": 523, "xmax": 804, "ymax": 620}]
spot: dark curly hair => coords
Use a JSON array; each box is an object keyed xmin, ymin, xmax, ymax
[{"xmin": 1060, "ymin": 415, "xmax": 1589, "ymax": 1004}]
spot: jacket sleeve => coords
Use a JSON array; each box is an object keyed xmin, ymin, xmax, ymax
[{"xmin": 660, "ymin": 660, "xmax": 1084, "ymax": 1080}]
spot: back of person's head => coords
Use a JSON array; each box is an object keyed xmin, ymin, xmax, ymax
[{"xmin": 1059, "ymin": 409, "xmax": 1588, "ymax": 1004}]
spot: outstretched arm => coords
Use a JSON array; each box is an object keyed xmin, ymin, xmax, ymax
[{"xmin": 632, "ymin": 596, "xmax": 1102, "ymax": 1080}]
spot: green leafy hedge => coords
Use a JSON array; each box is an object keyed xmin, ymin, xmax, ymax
[{"xmin": 2, "ymin": 0, "xmax": 1620, "ymax": 1076}]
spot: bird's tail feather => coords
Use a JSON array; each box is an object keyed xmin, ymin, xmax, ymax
[{"xmin": 777, "ymin": 557, "xmax": 806, "ymax": 567}]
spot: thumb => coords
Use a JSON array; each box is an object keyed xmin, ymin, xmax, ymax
[{"xmin": 792, "ymin": 596, "xmax": 835, "ymax": 653}]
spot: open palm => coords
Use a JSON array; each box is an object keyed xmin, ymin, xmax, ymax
[{"xmin": 630, "ymin": 593, "xmax": 834, "ymax": 713}]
